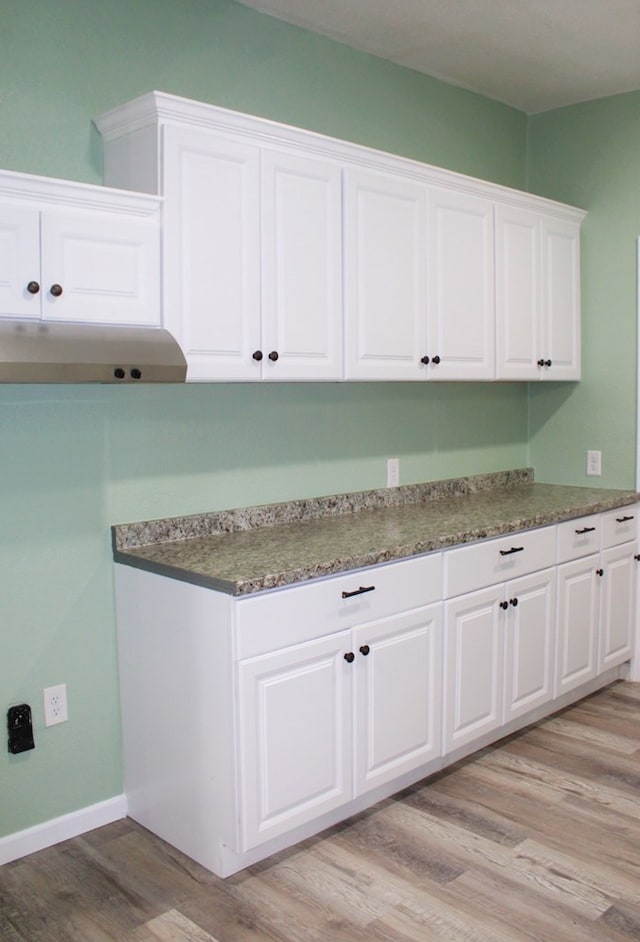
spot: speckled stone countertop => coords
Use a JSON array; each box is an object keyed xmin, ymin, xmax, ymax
[{"xmin": 112, "ymin": 469, "xmax": 637, "ymax": 596}]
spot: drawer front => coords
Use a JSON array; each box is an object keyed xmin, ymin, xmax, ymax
[
  {"xmin": 601, "ymin": 506, "xmax": 638, "ymax": 549},
  {"xmin": 557, "ymin": 514, "xmax": 601, "ymax": 563},
  {"xmin": 443, "ymin": 526, "xmax": 556, "ymax": 599},
  {"xmin": 235, "ymin": 552, "xmax": 443, "ymax": 659}
]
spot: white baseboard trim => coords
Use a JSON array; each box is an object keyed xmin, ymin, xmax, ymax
[{"xmin": 0, "ymin": 794, "xmax": 128, "ymax": 866}]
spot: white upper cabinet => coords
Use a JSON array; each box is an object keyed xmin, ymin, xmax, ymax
[
  {"xmin": 542, "ymin": 216, "xmax": 581, "ymax": 380},
  {"xmin": 427, "ymin": 187, "xmax": 495, "ymax": 380},
  {"xmin": 261, "ymin": 149, "xmax": 343, "ymax": 380},
  {"xmin": 496, "ymin": 205, "xmax": 581, "ymax": 380},
  {"xmin": 158, "ymin": 125, "xmax": 342, "ymax": 381},
  {"xmin": 162, "ymin": 126, "xmax": 261, "ymax": 381},
  {"xmin": 344, "ymin": 167, "xmax": 427, "ymax": 380},
  {"xmin": 0, "ymin": 172, "xmax": 160, "ymax": 327},
  {"xmin": 96, "ymin": 91, "xmax": 586, "ymax": 383}
]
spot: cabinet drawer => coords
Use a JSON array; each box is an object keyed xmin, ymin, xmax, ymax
[
  {"xmin": 443, "ymin": 526, "xmax": 555, "ymax": 599},
  {"xmin": 235, "ymin": 553, "xmax": 442, "ymax": 659},
  {"xmin": 557, "ymin": 514, "xmax": 601, "ymax": 563},
  {"xmin": 601, "ymin": 507, "xmax": 638, "ymax": 549}
]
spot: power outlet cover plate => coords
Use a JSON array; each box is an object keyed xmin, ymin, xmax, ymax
[{"xmin": 44, "ymin": 684, "xmax": 68, "ymax": 727}]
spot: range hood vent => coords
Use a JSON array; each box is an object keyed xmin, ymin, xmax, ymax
[{"xmin": 0, "ymin": 320, "xmax": 187, "ymax": 384}]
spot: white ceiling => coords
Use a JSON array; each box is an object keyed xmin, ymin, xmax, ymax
[{"xmin": 236, "ymin": 0, "xmax": 640, "ymax": 113}]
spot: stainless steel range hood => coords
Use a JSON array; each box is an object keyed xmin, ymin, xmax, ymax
[{"xmin": 0, "ymin": 320, "xmax": 187, "ymax": 383}]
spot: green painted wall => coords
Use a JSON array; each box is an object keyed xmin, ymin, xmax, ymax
[
  {"xmin": 0, "ymin": 0, "xmax": 530, "ymax": 839},
  {"xmin": 527, "ymin": 92, "xmax": 640, "ymax": 488}
]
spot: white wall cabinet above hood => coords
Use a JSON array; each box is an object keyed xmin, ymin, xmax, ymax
[{"xmin": 0, "ymin": 168, "xmax": 186, "ymax": 383}]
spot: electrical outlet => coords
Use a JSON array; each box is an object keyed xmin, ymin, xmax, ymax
[
  {"xmin": 44, "ymin": 684, "xmax": 68, "ymax": 727},
  {"xmin": 386, "ymin": 457, "xmax": 400, "ymax": 488},
  {"xmin": 586, "ymin": 450, "xmax": 602, "ymax": 476}
]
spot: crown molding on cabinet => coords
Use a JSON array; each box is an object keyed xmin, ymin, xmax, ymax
[
  {"xmin": 0, "ymin": 167, "xmax": 162, "ymax": 217},
  {"xmin": 95, "ymin": 90, "xmax": 585, "ymax": 223}
]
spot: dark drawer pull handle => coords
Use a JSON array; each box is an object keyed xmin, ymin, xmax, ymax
[
  {"xmin": 499, "ymin": 601, "xmax": 509, "ymax": 610},
  {"xmin": 575, "ymin": 526, "xmax": 596, "ymax": 534},
  {"xmin": 499, "ymin": 546, "xmax": 524, "ymax": 556},
  {"xmin": 616, "ymin": 515, "xmax": 634, "ymax": 523},
  {"xmin": 341, "ymin": 585, "xmax": 375, "ymax": 599},
  {"xmin": 344, "ymin": 652, "xmax": 355, "ymax": 663},
  {"xmin": 359, "ymin": 645, "xmax": 370, "ymax": 656},
  {"xmin": 596, "ymin": 568, "xmax": 604, "ymax": 577},
  {"xmin": 510, "ymin": 597, "xmax": 518, "ymax": 607}
]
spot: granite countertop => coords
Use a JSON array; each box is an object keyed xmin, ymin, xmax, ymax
[{"xmin": 112, "ymin": 469, "xmax": 638, "ymax": 596}]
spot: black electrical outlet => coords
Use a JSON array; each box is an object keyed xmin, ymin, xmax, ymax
[{"xmin": 7, "ymin": 703, "xmax": 35, "ymax": 754}]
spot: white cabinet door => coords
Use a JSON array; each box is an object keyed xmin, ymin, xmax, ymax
[
  {"xmin": 0, "ymin": 206, "xmax": 41, "ymax": 319},
  {"xmin": 40, "ymin": 209, "xmax": 160, "ymax": 326},
  {"xmin": 353, "ymin": 604, "xmax": 442, "ymax": 795},
  {"xmin": 444, "ymin": 585, "xmax": 503, "ymax": 753},
  {"xmin": 261, "ymin": 149, "xmax": 342, "ymax": 380},
  {"xmin": 495, "ymin": 205, "xmax": 541, "ymax": 380},
  {"xmin": 496, "ymin": 209, "xmax": 581, "ymax": 381},
  {"xmin": 344, "ymin": 167, "xmax": 427, "ymax": 380},
  {"xmin": 555, "ymin": 555, "xmax": 599, "ymax": 697},
  {"xmin": 503, "ymin": 568, "xmax": 556, "ymax": 723},
  {"xmin": 542, "ymin": 216, "xmax": 581, "ymax": 380},
  {"xmin": 427, "ymin": 187, "xmax": 495, "ymax": 380},
  {"xmin": 599, "ymin": 543, "xmax": 636, "ymax": 671},
  {"xmin": 237, "ymin": 631, "xmax": 352, "ymax": 851},
  {"xmin": 163, "ymin": 125, "xmax": 261, "ymax": 380}
]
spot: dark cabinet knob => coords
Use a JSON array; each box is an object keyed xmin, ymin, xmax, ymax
[
  {"xmin": 344, "ymin": 652, "xmax": 355, "ymax": 664},
  {"xmin": 49, "ymin": 284, "xmax": 63, "ymax": 297},
  {"xmin": 359, "ymin": 645, "xmax": 370, "ymax": 656},
  {"xmin": 545, "ymin": 359, "xmax": 552, "ymax": 367},
  {"xmin": 596, "ymin": 568, "xmax": 604, "ymax": 577},
  {"xmin": 537, "ymin": 358, "xmax": 545, "ymax": 367},
  {"xmin": 252, "ymin": 350, "xmax": 263, "ymax": 361},
  {"xmin": 130, "ymin": 368, "xmax": 142, "ymax": 380},
  {"xmin": 432, "ymin": 355, "xmax": 441, "ymax": 364},
  {"xmin": 268, "ymin": 351, "xmax": 279, "ymax": 362},
  {"xmin": 26, "ymin": 281, "xmax": 40, "ymax": 295},
  {"xmin": 510, "ymin": 598, "xmax": 518, "ymax": 607},
  {"xmin": 420, "ymin": 356, "xmax": 430, "ymax": 365},
  {"xmin": 499, "ymin": 600, "xmax": 509, "ymax": 610},
  {"xmin": 635, "ymin": 554, "xmax": 640, "ymax": 562},
  {"xmin": 114, "ymin": 368, "xmax": 126, "ymax": 380}
]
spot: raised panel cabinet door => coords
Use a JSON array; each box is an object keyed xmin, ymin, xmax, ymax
[
  {"xmin": 443, "ymin": 586, "xmax": 504, "ymax": 754},
  {"xmin": 542, "ymin": 216, "xmax": 581, "ymax": 380},
  {"xmin": 344, "ymin": 167, "xmax": 428, "ymax": 380},
  {"xmin": 555, "ymin": 555, "xmax": 598, "ymax": 697},
  {"xmin": 599, "ymin": 544, "xmax": 636, "ymax": 671},
  {"xmin": 237, "ymin": 631, "xmax": 352, "ymax": 852},
  {"xmin": 261, "ymin": 149, "xmax": 343, "ymax": 380},
  {"xmin": 0, "ymin": 205, "xmax": 41, "ymax": 318},
  {"xmin": 353, "ymin": 603, "xmax": 443, "ymax": 795},
  {"xmin": 40, "ymin": 209, "xmax": 160, "ymax": 326},
  {"xmin": 427, "ymin": 187, "xmax": 495, "ymax": 380},
  {"xmin": 162, "ymin": 125, "xmax": 261, "ymax": 380},
  {"xmin": 503, "ymin": 568, "xmax": 556, "ymax": 723},
  {"xmin": 495, "ymin": 204, "xmax": 542, "ymax": 380}
]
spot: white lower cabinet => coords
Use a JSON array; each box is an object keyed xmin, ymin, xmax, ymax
[
  {"xmin": 555, "ymin": 509, "xmax": 638, "ymax": 696},
  {"xmin": 237, "ymin": 630, "xmax": 352, "ymax": 851},
  {"xmin": 555, "ymin": 554, "xmax": 599, "ymax": 696},
  {"xmin": 443, "ymin": 567, "xmax": 556, "ymax": 753},
  {"xmin": 237, "ymin": 600, "xmax": 443, "ymax": 852},
  {"xmin": 113, "ymin": 502, "xmax": 637, "ymax": 879}
]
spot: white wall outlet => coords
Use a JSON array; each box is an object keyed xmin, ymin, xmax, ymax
[
  {"xmin": 386, "ymin": 457, "xmax": 400, "ymax": 488},
  {"xmin": 44, "ymin": 684, "xmax": 68, "ymax": 727},
  {"xmin": 586, "ymin": 450, "xmax": 602, "ymax": 476}
]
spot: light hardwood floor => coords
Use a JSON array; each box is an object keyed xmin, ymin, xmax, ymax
[{"xmin": 2, "ymin": 681, "xmax": 640, "ymax": 941}]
